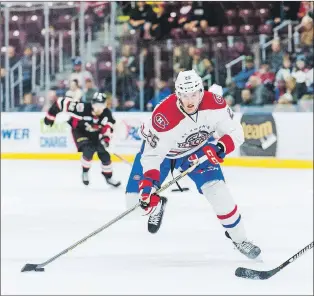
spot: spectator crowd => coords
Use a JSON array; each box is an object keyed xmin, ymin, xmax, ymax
[{"xmin": 1, "ymin": 1, "xmax": 313, "ymax": 112}]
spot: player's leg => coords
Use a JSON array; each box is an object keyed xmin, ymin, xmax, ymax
[
  {"xmin": 180, "ymin": 151, "xmax": 261, "ymax": 259},
  {"xmin": 71, "ymin": 129, "xmax": 95, "ymax": 185},
  {"xmin": 125, "ymin": 142, "xmax": 170, "ymax": 233},
  {"xmin": 96, "ymin": 144, "xmax": 121, "ymax": 187}
]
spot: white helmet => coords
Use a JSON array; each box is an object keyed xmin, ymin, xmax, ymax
[{"xmin": 175, "ymin": 69, "xmax": 204, "ymax": 100}]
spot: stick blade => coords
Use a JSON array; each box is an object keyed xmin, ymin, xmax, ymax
[
  {"xmin": 21, "ymin": 263, "xmax": 45, "ymax": 272},
  {"xmin": 235, "ymin": 267, "xmax": 274, "ymax": 280},
  {"xmin": 171, "ymin": 187, "xmax": 190, "ymax": 192}
]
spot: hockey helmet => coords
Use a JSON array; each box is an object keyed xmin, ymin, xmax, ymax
[
  {"xmin": 91, "ymin": 92, "xmax": 107, "ymax": 106},
  {"xmin": 175, "ymin": 69, "xmax": 204, "ymax": 100}
]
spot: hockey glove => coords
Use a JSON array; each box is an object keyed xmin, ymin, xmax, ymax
[
  {"xmin": 44, "ymin": 115, "xmax": 55, "ymax": 126},
  {"xmin": 99, "ymin": 134, "xmax": 110, "ymax": 148},
  {"xmin": 139, "ymin": 178, "xmax": 161, "ymax": 214},
  {"xmin": 202, "ymin": 143, "xmax": 226, "ymax": 165}
]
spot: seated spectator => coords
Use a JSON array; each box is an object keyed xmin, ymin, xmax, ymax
[
  {"xmin": 83, "ymin": 78, "xmax": 98, "ymax": 103},
  {"xmin": 298, "ymin": 1, "xmax": 314, "ymax": 19},
  {"xmin": 300, "ymin": 15, "xmax": 314, "ymax": 49},
  {"xmin": 147, "ymin": 79, "xmax": 171, "ymax": 110},
  {"xmin": 112, "ymin": 62, "xmax": 138, "ymax": 111},
  {"xmin": 117, "ymin": 45, "xmax": 137, "ymax": 75},
  {"xmin": 183, "ymin": 1, "xmax": 209, "ymax": 34},
  {"xmin": 8, "ymin": 46, "xmax": 19, "ymax": 67},
  {"xmin": 173, "ymin": 46, "xmax": 193, "ymax": 75},
  {"xmin": 201, "ymin": 59, "xmax": 216, "ymax": 90},
  {"xmin": 191, "ymin": 49, "xmax": 212, "ymax": 79},
  {"xmin": 174, "ymin": 2, "xmax": 193, "ymax": 33},
  {"xmin": 223, "ymin": 78, "xmax": 242, "ymax": 105},
  {"xmin": 65, "ymin": 79, "xmax": 84, "ymax": 102},
  {"xmin": 252, "ymin": 63, "xmax": 275, "ymax": 85},
  {"xmin": 20, "ymin": 46, "xmax": 33, "ymax": 94},
  {"xmin": 14, "ymin": 93, "xmax": 42, "ymax": 112},
  {"xmin": 292, "ymin": 54, "xmax": 308, "ymax": 79},
  {"xmin": 246, "ymin": 75, "xmax": 275, "ymax": 105},
  {"xmin": 275, "ymin": 55, "xmax": 293, "ymax": 84},
  {"xmin": 267, "ymin": 39, "xmax": 285, "ymax": 73},
  {"xmin": 128, "ymin": 1, "xmax": 156, "ymax": 39},
  {"xmin": 292, "ymin": 55, "xmax": 310, "ymax": 97},
  {"xmin": 69, "ymin": 57, "xmax": 95, "ymax": 88},
  {"xmin": 278, "ymin": 76, "xmax": 301, "ymax": 105},
  {"xmin": 232, "ymin": 56, "xmax": 256, "ymax": 89},
  {"xmin": 55, "ymin": 80, "xmax": 67, "ymax": 97},
  {"xmin": 240, "ymin": 88, "xmax": 254, "ymax": 106},
  {"xmin": 139, "ymin": 47, "xmax": 155, "ymax": 82},
  {"xmin": 134, "ymin": 78, "xmax": 154, "ymax": 111},
  {"xmin": 150, "ymin": 3, "xmax": 174, "ymax": 40}
]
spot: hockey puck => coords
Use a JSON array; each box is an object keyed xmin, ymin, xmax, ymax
[
  {"xmin": 35, "ymin": 268, "xmax": 45, "ymax": 272},
  {"xmin": 171, "ymin": 187, "xmax": 189, "ymax": 192}
]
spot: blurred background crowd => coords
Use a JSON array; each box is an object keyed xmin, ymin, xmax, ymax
[{"xmin": 0, "ymin": 1, "xmax": 313, "ymax": 112}]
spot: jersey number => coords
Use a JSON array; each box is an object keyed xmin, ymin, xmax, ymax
[
  {"xmin": 68, "ymin": 102, "xmax": 84, "ymax": 112},
  {"xmin": 146, "ymin": 130, "xmax": 159, "ymax": 148}
]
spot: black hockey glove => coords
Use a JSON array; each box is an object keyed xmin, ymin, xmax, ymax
[{"xmin": 44, "ymin": 116, "xmax": 54, "ymax": 127}]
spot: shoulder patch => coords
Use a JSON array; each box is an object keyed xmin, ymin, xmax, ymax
[
  {"xmin": 199, "ymin": 90, "xmax": 226, "ymax": 111},
  {"xmin": 213, "ymin": 94, "xmax": 224, "ymax": 105},
  {"xmin": 153, "ymin": 113, "xmax": 169, "ymax": 130},
  {"xmin": 151, "ymin": 94, "xmax": 185, "ymax": 132}
]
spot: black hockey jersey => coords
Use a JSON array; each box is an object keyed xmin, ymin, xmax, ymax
[{"xmin": 44, "ymin": 97, "xmax": 116, "ymax": 136}]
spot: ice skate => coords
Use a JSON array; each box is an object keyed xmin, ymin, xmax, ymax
[
  {"xmin": 148, "ymin": 196, "xmax": 167, "ymax": 234},
  {"xmin": 82, "ymin": 171, "xmax": 89, "ymax": 186},
  {"xmin": 225, "ymin": 231, "xmax": 261, "ymax": 259},
  {"xmin": 105, "ymin": 176, "xmax": 121, "ymax": 188}
]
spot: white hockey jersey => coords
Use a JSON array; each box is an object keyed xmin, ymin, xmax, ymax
[{"xmin": 139, "ymin": 90, "xmax": 244, "ymax": 180}]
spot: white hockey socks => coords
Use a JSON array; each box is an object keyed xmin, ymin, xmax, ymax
[{"xmin": 201, "ymin": 180, "xmax": 247, "ymax": 243}]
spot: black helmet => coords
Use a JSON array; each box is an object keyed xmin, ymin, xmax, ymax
[{"xmin": 91, "ymin": 92, "xmax": 107, "ymax": 104}]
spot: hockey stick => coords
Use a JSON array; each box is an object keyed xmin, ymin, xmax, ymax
[
  {"xmin": 113, "ymin": 152, "xmax": 133, "ymax": 165},
  {"xmin": 113, "ymin": 153, "xmax": 190, "ymax": 192},
  {"xmin": 235, "ymin": 241, "xmax": 314, "ymax": 280},
  {"xmin": 21, "ymin": 155, "xmax": 207, "ymax": 272}
]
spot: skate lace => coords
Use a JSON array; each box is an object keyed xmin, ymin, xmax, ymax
[
  {"xmin": 237, "ymin": 241, "xmax": 255, "ymax": 253},
  {"xmin": 149, "ymin": 214, "xmax": 161, "ymax": 226}
]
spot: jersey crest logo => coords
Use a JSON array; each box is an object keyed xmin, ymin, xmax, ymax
[
  {"xmin": 153, "ymin": 113, "xmax": 169, "ymax": 130},
  {"xmin": 213, "ymin": 94, "xmax": 224, "ymax": 104},
  {"xmin": 178, "ymin": 131, "xmax": 212, "ymax": 149}
]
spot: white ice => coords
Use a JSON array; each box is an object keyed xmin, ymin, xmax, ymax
[{"xmin": 1, "ymin": 160, "xmax": 313, "ymax": 295}]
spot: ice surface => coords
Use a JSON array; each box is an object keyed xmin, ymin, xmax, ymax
[{"xmin": 1, "ymin": 160, "xmax": 313, "ymax": 295}]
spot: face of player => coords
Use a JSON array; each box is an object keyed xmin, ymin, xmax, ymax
[
  {"xmin": 92, "ymin": 103, "xmax": 106, "ymax": 115},
  {"xmin": 179, "ymin": 90, "xmax": 201, "ymax": 114}
]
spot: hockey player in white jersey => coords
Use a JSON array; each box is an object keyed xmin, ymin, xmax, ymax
[{"xmin": 125, "ymin": 70, "xmax": 261, "ymax": 259}]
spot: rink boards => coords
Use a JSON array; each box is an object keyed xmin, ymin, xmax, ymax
[{"xmin": 1, "ymin": 112, "xmax": 313, "ymax": 169}]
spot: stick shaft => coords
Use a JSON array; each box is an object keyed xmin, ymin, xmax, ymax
[
  {"xmin": 113, "ymin": 153, "xmax": 132, "ymax": 166},
  {"xmin": 36, "ymin": 155, "xmax": 206, "ymax": 268},
  {"xmin": 39, "ymin": 202, "xmax": 141, "ymax": 268},
  {"xmin": 279, "ymin": 241, "xmax": 314, "ymax": 270}
]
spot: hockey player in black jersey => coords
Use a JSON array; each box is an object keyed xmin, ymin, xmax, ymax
[{"xmin": 44, "ymin": 92, "xmax": 121, "ymax": 187}]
